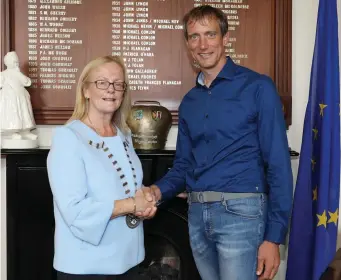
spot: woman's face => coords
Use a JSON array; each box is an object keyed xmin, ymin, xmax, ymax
[{"xmin": 84, "ymin": 62, "xmax": 126, "ymax": 117}]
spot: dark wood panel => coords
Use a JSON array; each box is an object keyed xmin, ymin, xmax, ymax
[
  {"xmin": 6, "ymin": 155, "xmax": 57, "ymax": 280},
  {"xmin": 275, "ymin": 0, "xmax": 292, "ymax": 98},
  {"xmin": 0, "ymin": 0, "xmax": 11, "ymax": 70},
  {"xmin": 140, "ymin": 158, "xmax": 153, "ymax": 186},
  {"xmin": 155, "ymin": 156, "xmax": 174, "ymax": 182},
  {"xmin": 17, "ymin": 168, "xmax": 56, "ymax": 280},
  {"xmin": 4, "ymin": 0, "xmax": 292, "ymax": 126}
]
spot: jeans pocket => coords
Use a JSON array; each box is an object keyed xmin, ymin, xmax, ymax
[{"xmin": 223, "ymin": 195, "xmax": 264, "ymax": 219}]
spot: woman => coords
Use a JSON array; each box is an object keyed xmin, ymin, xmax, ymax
[{"xmin": 47, "ymin": 55, "xmax": 156, "ymax": 279}]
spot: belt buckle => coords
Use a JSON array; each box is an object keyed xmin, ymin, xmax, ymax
[{"xmin": 198, "ymin": 192, "xmax": 204, "ymax": 203}]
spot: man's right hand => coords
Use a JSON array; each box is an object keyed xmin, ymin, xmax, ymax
[
  {"xmin": 149, "ymin": 184, "xmax": 162, "ymax": 201},
  {"xmin": 134, "ymin": 188, "xmax": 156, "ymax": 213},
  {"xmin": 135, "ymin": 185, "xmax": 161, "ymax": 219}
]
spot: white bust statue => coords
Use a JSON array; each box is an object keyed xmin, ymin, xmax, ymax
[{"xmin": 0, "ymin": 51, "xmax": 38, "ymax": 148}]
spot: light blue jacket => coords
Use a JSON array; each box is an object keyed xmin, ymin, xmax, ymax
[{"xmin": 47, "ymin": 120, "xmax": 144, "ymax": 275}]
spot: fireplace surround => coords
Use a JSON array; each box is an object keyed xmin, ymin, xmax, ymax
[{"xmin": 3, "ymin": 149, "xmax": 201, "ymax": 280}]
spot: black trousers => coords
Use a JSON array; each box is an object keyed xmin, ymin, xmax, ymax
[{"xmin": 56, "ymin": 265, "xmax": 142, "ymax": 280}]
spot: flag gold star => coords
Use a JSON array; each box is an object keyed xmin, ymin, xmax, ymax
[
  {"xmin": 328, "ymin": 209, "xmax": 339, "ymax": 226},
  {"xmin": 313, "ymin": 186, "xmax": 318, "ymax": 201},
  {"xmin": 312, "ymin": 128, "xmax": 318, "ymax": 140},
  {"xmin": 311, "ymin": 159, "xmax": 316, "ymax": 171},
  {"xmin": 319, "ymin": 103, "xmax": 327, "ymax": 116},
  {"xmin": 317, "ymin": 210, "xmax": 327, "ymax": 228}
]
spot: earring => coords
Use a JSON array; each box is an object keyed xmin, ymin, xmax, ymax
[{"xmin": 193, "ymin": 60, "xmax": 200, "ymax": 68}]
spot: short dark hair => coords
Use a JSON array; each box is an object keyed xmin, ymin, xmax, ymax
[{"xmin": 182, "ymin": 5, "xmax": 229, "ymax": 40}]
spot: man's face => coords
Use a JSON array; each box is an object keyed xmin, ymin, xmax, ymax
[{"xmin": 186, "ymin": 17, "xmax": 228, "ymax": 72}]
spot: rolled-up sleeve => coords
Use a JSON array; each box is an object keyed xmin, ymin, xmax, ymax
[
  {"xmin": 47, "ymin": 126, "xmax": 114, "ymax": 245},
  {"xmin": 257, "ymin": 76, "xmax": 293, "ymax": 244}
]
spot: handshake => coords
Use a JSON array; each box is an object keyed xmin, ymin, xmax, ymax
[
  {"xmin": 133, "ymin": 185, "xmax": 161, "ymax": 219},
  {"xmin": 132, "ymin": 185, "xmax": 188, "ymax": 219}
]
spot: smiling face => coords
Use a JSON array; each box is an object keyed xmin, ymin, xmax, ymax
[
  {"xmin": 186, "ymin": 16, "xmax": 228, "ymax": 73},
  {"xmin": 84, "ymin": 62, "xmax": 125, "ymax": 118}
]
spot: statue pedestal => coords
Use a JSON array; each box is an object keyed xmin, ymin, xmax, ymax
[{"xmin": 1, "ymin": 138, "xmax": 38, "ymax": 149}]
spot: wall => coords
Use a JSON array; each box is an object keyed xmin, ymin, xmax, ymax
[{"xmin": 0, "ymin": 0, "xmax": 338, "ymax": 279}]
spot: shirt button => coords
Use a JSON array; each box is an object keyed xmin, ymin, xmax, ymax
[
  {"xmin": 205, "ymin": 114, "xmax": 208, "ymax": 118},
  {"xmin": 208, "ymin": 91, "xmax": 211, "ymax": 95}
]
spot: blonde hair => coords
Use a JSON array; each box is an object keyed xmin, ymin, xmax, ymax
[{"xmin": 68, "ymin": 55, "xmax": 131, "ymax": 135}]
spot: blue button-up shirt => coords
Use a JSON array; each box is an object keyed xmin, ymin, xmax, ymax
[{"xmin": 156, "ymin": 57, "xmax": 293, "ymax": 244}]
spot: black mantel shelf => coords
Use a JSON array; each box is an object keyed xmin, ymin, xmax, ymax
[
  {"xmin": 1, "ymin": 147, "xmax": 300, "ymax": 157},
  {"xmin": 1, "ymin": 147, "xmax": 177, "ymax": 156}
]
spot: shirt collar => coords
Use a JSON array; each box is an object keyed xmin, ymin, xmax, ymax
[{"xmin": 196, "ymin": 56, "xmax": 236, "ymax": 86}]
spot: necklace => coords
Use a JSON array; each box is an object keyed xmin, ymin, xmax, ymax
[{"xmin": 87, "ymin": 125, "xmax": 140, "ymax": 229}]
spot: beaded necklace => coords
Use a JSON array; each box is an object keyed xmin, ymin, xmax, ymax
[{"xmin": 87, "ymin": 120, "xmax": 141, "ymax": 229}]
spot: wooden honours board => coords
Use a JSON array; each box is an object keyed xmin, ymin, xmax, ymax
[{"xmin": 4, "ymin": 0, "xmax": 292, "ymax": 126}]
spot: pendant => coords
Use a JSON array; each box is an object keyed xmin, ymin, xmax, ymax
[{"xmin": 126, "ymin": 214, "xmax": 140, "ymax": 229}]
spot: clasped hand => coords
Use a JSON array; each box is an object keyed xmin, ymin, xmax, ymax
[
  {"xmin": 135, "ymin": 187, "xmax": 161, "ymax": 219},
  {"xmin": 133, "ymin": 185, "xmax": 185, "ymax": 219},
  {"xmin": 133, "ymin": 187, "xmax": 157, "ymax": 218}
]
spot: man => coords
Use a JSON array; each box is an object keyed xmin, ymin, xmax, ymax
[{"xmin": 140, "ymin": 5, "xmax": 293, "ymax": 280}]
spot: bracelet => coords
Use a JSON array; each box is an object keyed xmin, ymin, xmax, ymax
[{"xmin": 131, "ymin": 197, "xmax": 136, "ymax": 214}]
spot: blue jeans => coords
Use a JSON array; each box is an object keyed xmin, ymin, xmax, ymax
[{"xmin": 188, "ymin": 194, "xmax": 267, "ymax": 280}]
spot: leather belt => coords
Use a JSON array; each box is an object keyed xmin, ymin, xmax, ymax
[{"xmin": 188, "ymin": 191, "xmax": 261, "ymax": 203}]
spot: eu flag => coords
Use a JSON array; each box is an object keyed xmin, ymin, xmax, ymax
[{"xmin": 285, "ymin": 0, "xmax": 340, "ymax": 279}]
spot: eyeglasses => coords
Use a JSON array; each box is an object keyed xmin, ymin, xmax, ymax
[{"xmin": 88, "ymin": 80, "xmax": 127, "ymax": 91}]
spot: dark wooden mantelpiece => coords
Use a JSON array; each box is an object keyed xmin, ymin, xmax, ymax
[{"xmin": 2, "ymin": 147, "xmax": 298, "ymax": 280}]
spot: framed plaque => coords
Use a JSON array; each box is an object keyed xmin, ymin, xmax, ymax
[{"xmin": 2, "ymin": 0, "xmax": 292, "ymax": 126}]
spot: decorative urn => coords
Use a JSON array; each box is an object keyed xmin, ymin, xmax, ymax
[{"xmin": 127, "ymin": 101, "xmax": 172, "ymax": 150}]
